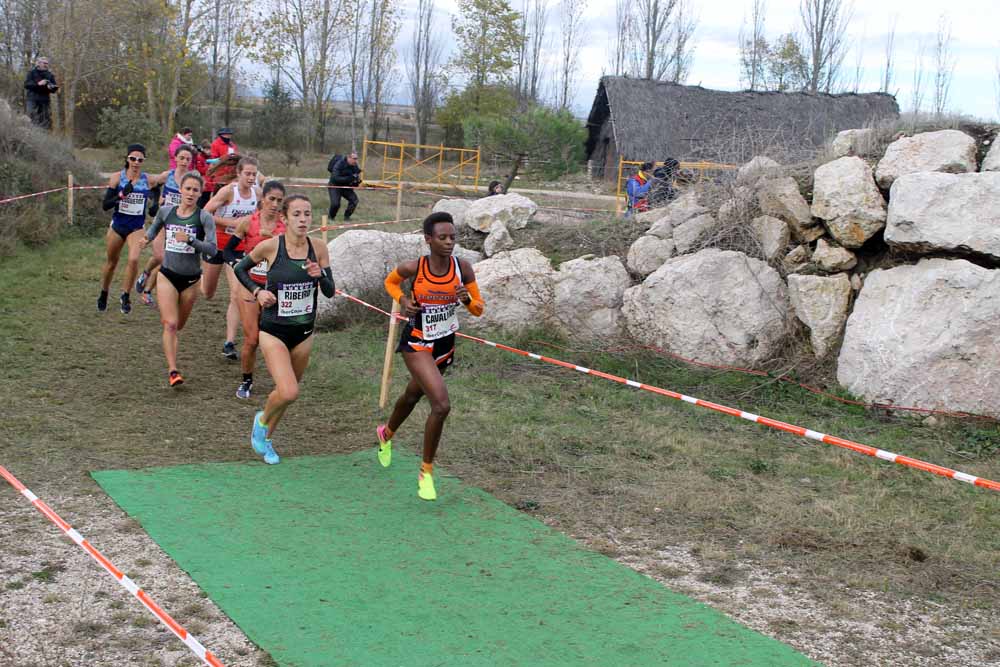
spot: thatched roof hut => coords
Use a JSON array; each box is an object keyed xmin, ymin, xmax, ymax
[{"xmin": 585, "ymin": 76, "xmax": 900, "ymax": 178}]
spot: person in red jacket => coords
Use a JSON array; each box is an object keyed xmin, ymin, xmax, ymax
[{"xmin": 209, "ymin": 128, "xmax": 239, "ymax": 196}]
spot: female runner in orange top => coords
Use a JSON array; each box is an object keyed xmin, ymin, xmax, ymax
[{"xmin": 377, "ymin": 211, "xmax": 485, "ymax": 501}]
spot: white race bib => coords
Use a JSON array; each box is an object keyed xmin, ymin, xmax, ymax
[
  {"xmin": 164, "ymin": 191, "xmax": 182, "ymax": 207},
  {"xmin": 165, "ymin": 224, "xmax": 196, "ymax": 254},
  {"xmin": 421, "ymin": 302, "xmax": 459, "ymax": 341},
  {"xmin": 250, "ymin": 259, "xmax": 268, "ymax": 279},
  {"xmin": 118, "ymin": 191, "xmax": 146, "ymax": 216},
  {"xmin": 278, "ymin": 281, "xmax": 314, "ymax": 318}
]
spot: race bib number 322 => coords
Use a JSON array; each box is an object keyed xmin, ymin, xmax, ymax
[{"xmin": 277, "ymin": 281, "xmax": 314, "ymax": 318}]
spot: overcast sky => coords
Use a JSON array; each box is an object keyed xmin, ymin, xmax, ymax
[{"xmin": 421, "ymin": 0, "xmax": 1000, "ymax": 121}]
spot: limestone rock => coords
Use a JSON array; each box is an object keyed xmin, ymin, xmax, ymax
[
  {"xmin": 483, "ymin": 221, "xmax": 514, "ymax": 257},
  {"xmin": 673, "ymin": 214, "xmax": 718, "ymax": 254},
  {"xmin": 751, "ymin": 215, "xmax": 790, "ymax": 261},
  {"xmin": 838, "ymin": 259, "xmax": 1000, "ymax": 418},
  {"xmin": 622, "ymin": 249, "xmax": 789, "ymax": 367},
  {"xmin": 830, "ymin": 128, "xmax": 875, "ymax": 158},
  {"xmin": 885, "ymin": 172, "xmax": 1000, "ymax": 260},
  {"xmin": 788, "ymin": 274, "xmax": 852, "ymax": 357},
  {"xmin": 812, "ymin": 238, "xmax": 857, "ymax": 273},
  {"xmin": 756, "ymin": 177, "xmax": 822, "ymax": 242},
  {"xmin": 737, "ymin": 156, "xmax": 782, "ymax": 186},
  {"xmin": 784, "ymin": 245, "xmax": 811, "ymax": 273},
  {"xmin": 717, "ymin": 187, "xmax": 755, "ymax": 224},
  {"xmin": 851, "ymin": 273, "xmax": 863, "ymax": 291},
  {"xmin": 982, "ymin": 138, "xmax": 1000, "ymax": 172},
  {"xmin": 471, "ymin": 248, "xmax": 555, "ymax": 331},
  {"xmin": 645, "ymin": 191, "xmax": 708, "ymax": 239},
  {"xmin": 875, "ymin": 129, "xmax": 977, "ymax": 189},
  {"xmin": 431, "ymin": 198, "xmax": 471, "ymax": 228},
  {"xmin": 553, "ymin": 256, "xmax": 629, "ymax": 338},
  {"xmin": 317, "ymin": 230, "xmax": 476, "ymax": 319},
  {"xmin": 464, "ymin": 193, "xmax": 538, "ymax": 232},
  {"xmin": 812, "ymin": 156, "xmax": 886, "ymax": 248},
  {"xmin": 627, "ymin": 235, "xmax": 676, "ymax": 276}
]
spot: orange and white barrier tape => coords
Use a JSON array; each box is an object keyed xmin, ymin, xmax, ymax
[
  {"xmin": 308, "ymin": 217, "xmax": 423, "ymax": 236},
  {"xmin": 0, "ymin": 465, "xmax": 226, "ymax": 667},
  {"xmin": 0, "ymin": 186, "xmax": 71, "ymax": 204},
  {"xmin": 335, "ymin": 290, "xmax": 1000, "ymax": 494}
]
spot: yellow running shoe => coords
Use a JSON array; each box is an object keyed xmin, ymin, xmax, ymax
[
  {"xmin": 376, "ymin": 424, "xmax": 392, "ymax": 468},
  {"xmin": 417, "ymin": 470, "xmax": 437, "ymax": 501}
]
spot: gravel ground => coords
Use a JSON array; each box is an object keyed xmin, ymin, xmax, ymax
[{"xmin": 3, "ymin": 481, "xmax": 999, "ymax": 667}]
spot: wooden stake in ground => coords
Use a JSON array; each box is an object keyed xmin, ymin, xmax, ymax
[
  {"xmin": 67, "ymin": 172, "xmax": 74, "ymax": 225},
  {"xmin": 379, "ymin": 300, "xmax": 402, "ymax": 409},
  {"xmin": 322, "ymin": 214, "xmax": 328, "ymax": 244}
]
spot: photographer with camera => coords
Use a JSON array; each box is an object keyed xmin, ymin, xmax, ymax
[
  {"xmin": 23, "ymin": 56, "xmax": 58, "ymax": 129},
  {"xmin": 327, "ymin": 151, "xmax": 362, "ymax": 221}
]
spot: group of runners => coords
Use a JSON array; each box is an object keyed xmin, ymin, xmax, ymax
[{"xmin": 96, "ymin": 141, "xmax": 486, "ymax": 501}]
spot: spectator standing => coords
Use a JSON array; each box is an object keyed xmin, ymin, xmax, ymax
[
  {"xmin": 209, "ymin": 127, "xmax": 239, "ymax": 196},
  {"xmin": 327, "ymin": 151, "xmax": 362, "ymax": 221},
  {"xmin": 625, "ymin": 161, "xmax": 654, "ymax": 217},
  {"xmin": 649, "ymin": 158, "xmax": 680, "ymax": 208},
  {"xmin": 24, "ymin": 56, "xmax": 58, "ymax": 129},
  {"xmin": 168, "ymin": 127, "xmax": 194, "ymax": 169}
]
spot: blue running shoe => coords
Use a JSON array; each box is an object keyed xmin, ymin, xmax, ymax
[
  {"xmin": 262, "ymin": 440, "xmax": 280, "ymax": 465},
  {"xmin": 251, "ymin": 411, "xmax": 268, "ymax": 455}
]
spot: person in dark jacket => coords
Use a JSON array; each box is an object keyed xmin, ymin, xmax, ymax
[
  {"xmin": 24, "ymin": 56, "xmax": 58, "ymax": 129},
  {"xmin": 649, "ymin": 158, "xmax": 680, "ymax": 208},
  {"xmin": 327, "ymin": 151, "xmax": 362, "ymax": 220}
]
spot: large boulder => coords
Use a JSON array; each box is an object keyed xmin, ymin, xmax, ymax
[
  {"xmin": 829, "ymin": 128, "xmax": 875, "ymax": 158},
  {"xmin": 627, "ymin": 235, "xmax": 676, "ymax": 276},
  {"xmin": 812, "ymin": 156, "xmax": 886, "ymax": 248},
  {"xmin": 673, "ymin": 214, "xmax": 718, "ymax": 254},
  {"xmin": 483, "ymin": 221, "xmax": 514, "ymax": 257},
  {"xmin": 470, "ymin": 248, "xmax": 555, "ymax": 331},
  {"xmin": 431, "ymin": 198, "xmax": 471, "ymax": 228},
  {"xmin": 645, "ymin": 191, "xmax": 708, "ymax": 239},
  {"xmin": 756, "ymin": 176, "xmax": 823, "ymax": 243},
  {"xmin": 812, "ymin": 238, "xmax": 857, "ymax": 273},
  {"xmin": 983, "ymin": 138, "xmax": 1000, "ymax": 172},
  {"xmin": 788, "ymin": 274, "xmax": 852, "ymax": 357},
  {"xmin": 874, "ymin": 129, "xmax": 977, "ymax": 189},
  {"xmin": 885, "ymin": 172, "xmax": 1000, "ymax": 260},
  {"xmin": 317, "ymin": 230, "xmax": 479, "ymax": 319},
  {"xmin": 750, "ymin": 215, "xmax": 790, "ymax": 261},
  {"xmin": 736, "ymin": 156, "xmax": 782, "ymax": 185},
  {"xmin": 464, "ymin": 193, "xmax": 538, "ymax": 232},
  {"xmin": 552, "ymin": 256, "xmax": 630, "ymax": 338},
  {"xmin": 838, "ymin": 259, "xmax": 1000, "ymax": 418},
  {"xmin": 622, "ymin": 249, "xmax": 789, "ymax": 366}
]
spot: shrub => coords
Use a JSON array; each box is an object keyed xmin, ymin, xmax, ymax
[{"xmin": 95, "ymin": 106, "xmax": 163, "ymax": 149}]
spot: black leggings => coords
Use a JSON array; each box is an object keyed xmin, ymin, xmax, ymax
[{"xmin": 328, "ymin": 187, "xmax": 358, "ymax": 220}]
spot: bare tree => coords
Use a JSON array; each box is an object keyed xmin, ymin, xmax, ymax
[
  {"xmin": 609, "ymin": 0, "xmax": 633, "ymax": 76},
  {"xmin": 910, "ymin": 39, "xmax": 927, "ymax": 120},
  {"xmin": 406, "ymin": 0, "xmax": 443, "ymax": 152},
  {"xmin": 558, "ymin": 0, "xmax": 586, "ymax": 109},
  {"xmin": 359, "ymin": 0, "xmax": 401, "ymax": 141},
  {"xmin": 635, "ymin": 0, "xmax": 679, "ymax": 81},
  {"xmin": 798, "ymin": 0, "xmax": 853, "ymax": 93},
  {"xmin": 666, "ymin": 0, "xmax": 697, "ymax": 83},
  {"xmin": 879, "ymin": 14, "xmax": 896, "ymax": 94},
  {"xmin": 739, "ymin": 0, "xmax": 768, "ymax": 90},
  {"xmin": 931, "ymin": 14, "xmax": 956, "ymax": 118},
  {"xmin": 523, "ymin": 0, "xmax": 548, "ymax": 101},
  {"xmin": 850, "ymin": 26, "xmax": 864, "ymax": 93}
]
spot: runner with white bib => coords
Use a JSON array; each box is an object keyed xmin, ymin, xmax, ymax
[
  {"xmin": 135, "ymin": 144, "xmax": 198, "ymax": 307},
  {"xmin": 203, "ymin": 156, "xmax": 260, "ymax": 361},
  {"xmin": 233, "ymin": 194, "xmax": 334, "ymax": 465},
  {"xmin": 223, "ymin": 180, "xmax": 286, "ymax": 399},
  {"xmin": 140, "ymin": 171, "xmax": 217, "ymax": 387},
  {"xmin": 97, "ymin": 143, "xmax": 169, "ymax": 314},
  {"xmin": 376, "ymin": 211, "xmax": 486, "ymax": 501}
]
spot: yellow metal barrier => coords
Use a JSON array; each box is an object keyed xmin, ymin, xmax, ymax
[
  {"xmin": 616, "ymin": 158, "xmax": 737, "ymax": 215},
  {"xmin": 361, "ymin": 140, "xmax": 480, "ymax": 190}
]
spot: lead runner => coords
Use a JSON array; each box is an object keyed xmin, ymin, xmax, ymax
[{"xmin": 376, "ymin": 211, "xmax": 485, "ymax": 501}]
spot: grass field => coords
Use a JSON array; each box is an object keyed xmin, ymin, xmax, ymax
[{"xmin": 1, "ymin": 226, "xmax": 999, "ymax": 665}]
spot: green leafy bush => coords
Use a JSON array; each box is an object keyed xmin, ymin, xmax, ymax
[{"xmin": 95, "ymin": 107, "xmax": 163, "ymax": 149}]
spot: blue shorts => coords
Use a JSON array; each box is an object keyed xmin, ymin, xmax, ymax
[{"xmin": 110, "ymin": 220, "xmax": 142, "ymax": 241}]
